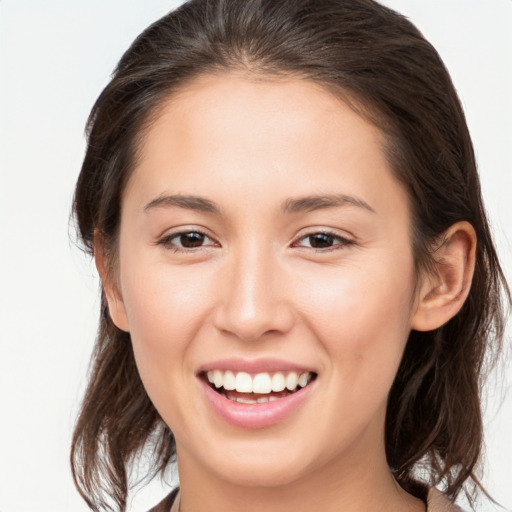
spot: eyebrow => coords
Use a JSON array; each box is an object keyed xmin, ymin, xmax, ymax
[
  {"xmin": 143, "ymin": 192, "xmax": 375, "ymax": 215},
  {"xmin": 144, "ymin": 194, "xmax": 222, "ymax": 214},
  {"xmin": 281, "ymin": 194, "xmax": 376, "ymax": 214}
]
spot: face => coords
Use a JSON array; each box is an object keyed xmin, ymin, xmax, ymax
[{"xmin": 107, "ymin": 73, "xmax": 422, "ymax": 488}]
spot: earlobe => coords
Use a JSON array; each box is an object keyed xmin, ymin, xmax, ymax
[
  {"xmin": 93, "ymin": 230, "xmax": 130, "ymax": 332},
  {"xmin": 411, "ymin": 221, "xmax": 477, "ymax": 332}
]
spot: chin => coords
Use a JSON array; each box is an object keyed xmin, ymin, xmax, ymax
[
  {"xmin": 181, "ymin": 431, "xmax": 329, "ymax": 490},
  {"xmin": 207, "ymin": 456, "xmax": 311, "ymax": 488}
]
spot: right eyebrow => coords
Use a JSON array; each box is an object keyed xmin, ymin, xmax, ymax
[{"xmin": 143, "ymin": 194, "xmax": 222, "ymax": 215}]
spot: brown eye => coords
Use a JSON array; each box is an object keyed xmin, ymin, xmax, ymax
[
  {"xmin": 307, "ymin": 233, "xmax": 335, "ymax": 248},
  {"xmin": 178, "ymin": 232, "xmax": 206, "ymax": 248},
  {"xmin": 295, "ymin": 232, "xmax": 353, "ymax": 251},
  {"xmin": 159, "ymin": 230, "xmax": 217, "ymax": 251}
]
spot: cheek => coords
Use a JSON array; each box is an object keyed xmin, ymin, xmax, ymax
[
  {"xmin": 121, "ymin": 251, "xmax": 214, "ymax": 335},
  {"xmin": 118, "ymin": 256, "xmax": 217, "ymax": 399},
  {"xmin": 295, "ymin": 256, "xmax": 416, "ymax": 386}
]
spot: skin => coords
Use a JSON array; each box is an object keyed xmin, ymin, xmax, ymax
[{"xmin": 98, "ymin": 73, "xmax": 476, "ymax": 512}]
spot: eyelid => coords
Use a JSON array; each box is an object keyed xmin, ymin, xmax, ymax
[
  {"xmin": 156, "ymin": 227, "xmax": 220, "ymax": 251},
  {"xmin": 292, "ymin": 229, "xmax": 355, "ymax": 252},
  {"xmin": 155, "ymin": 226, "xmax": 354, "ymax": 253}
]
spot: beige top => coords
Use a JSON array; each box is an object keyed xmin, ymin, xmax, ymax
[{"xmin": 163, "ymin": 487, "xmax": 464, "ymax": 512}]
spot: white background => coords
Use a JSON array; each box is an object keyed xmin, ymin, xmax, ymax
[{"xmin": 0, "ymin": 1, "xmax": 510, "ymax": 511}]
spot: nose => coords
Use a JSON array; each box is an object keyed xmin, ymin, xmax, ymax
[{"xmin": 213, "ymin": 245, "xmax": 295, "ymax": 342}]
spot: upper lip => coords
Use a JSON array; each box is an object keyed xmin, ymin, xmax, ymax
[{"xmin": 198, "ymin": 358, "xmax": 317, "ymax": 375}]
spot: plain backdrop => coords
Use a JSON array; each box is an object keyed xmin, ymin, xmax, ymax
[{"xmin": 0, "ymin": 1, "xmax": 511, "ymax": 511}]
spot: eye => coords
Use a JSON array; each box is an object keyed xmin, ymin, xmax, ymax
[
  {"xmin": 158, "ymin": 230, "xmax": 218, "ymax": 251},
  {"xmin": 294, "ymin": 232, "xmax": 354, "ymax": 251}
]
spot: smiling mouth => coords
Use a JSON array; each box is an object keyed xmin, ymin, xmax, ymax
[{"xmin": 202, "ymin": 370, "xmax": 317, "ymax": 404}]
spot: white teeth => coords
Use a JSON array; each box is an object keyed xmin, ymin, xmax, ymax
[
  {"xmin": 213, "ymin": 369, "xmax": 223, "ymax": 388},
  {"xmin": 223, "ymin": 370, "xmax": 236, "ymax": 390},
  {"xmin": 253, "ymin": 373, "xmax": 272, "ymax": 394},
  {"xmin": 285, "ymin": 372, "xmax": 299, "ymax": 391},
  {"xmin": 236, "ymin": 396, "xmax": 257, "ymax": 404},
  {"xmin": 206, "ymin": 370, "xmax": 314, "ymax": 394},
  {"xmin": 231, "ymin": 396, "xmax": 279, "ymax": 404},
  {"xmin": 235, "ymin": 372, "xmax": 253, "ymax": 393},
  {"xmin": 298, "ymin": 372, "xmax": 310, "ymax": 388},
  {"xmin": 271, "ymin": 372, "xmax": 286, "ymax": 392}
]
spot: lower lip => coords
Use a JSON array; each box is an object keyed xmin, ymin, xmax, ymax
[{"xmin": 200, "ymin": 378, "xmax": 315, "ymax": 429}]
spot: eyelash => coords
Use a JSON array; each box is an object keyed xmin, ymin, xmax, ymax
[
  {"xmin": 292, "ymin": 232, "xmax": 354, "ymax": 252},
  {"xmin": 157, "ymin": 229, "xmax": 217, "ymax": 253},
  {"xmin": 157, "ymin": 229, "xmax": 354, "ymax": 254}
]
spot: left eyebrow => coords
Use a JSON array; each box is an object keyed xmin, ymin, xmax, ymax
[{"xmin": 281, "ymin": 194, "xmax": 376, "ymax": 214}]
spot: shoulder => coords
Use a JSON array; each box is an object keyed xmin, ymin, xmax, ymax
[
  {"xmin": 427, "ymin": 488, "xmax": 466, "ymax": 512},
  {"xmin": 147, "ymin": 488, "xmax": 179, "ymax": 512}
]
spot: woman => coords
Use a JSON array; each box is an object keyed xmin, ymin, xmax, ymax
[{"xmin": 70, "ymin": 1, "xmax": 510, "ymax": 511}]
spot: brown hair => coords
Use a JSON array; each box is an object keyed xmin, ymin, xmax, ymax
[{"xmin": 71, "ymin": 0, "xmax": 510, "ymax": 510}]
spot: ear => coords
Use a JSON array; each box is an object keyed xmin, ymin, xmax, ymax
[
  {"xmin": 94, "ymin": 230, "xmax": 130, "ymax": 332},
  {"xmin": 411, "ymin": 221, "xmax": 477, "ymax": 332}
]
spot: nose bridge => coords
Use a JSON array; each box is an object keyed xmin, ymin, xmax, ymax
[{"xmin": 214, "ymin": 239, "xmax": 292, "ymax": 341}]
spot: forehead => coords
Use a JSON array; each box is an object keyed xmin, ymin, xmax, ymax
[
  {"xmin": 126, "ymin": 72, "xmax": 409, "ymax": 221},
  {"xmin": 140, "ymin": 73, "xmax": 381, "ymax": 160}
]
